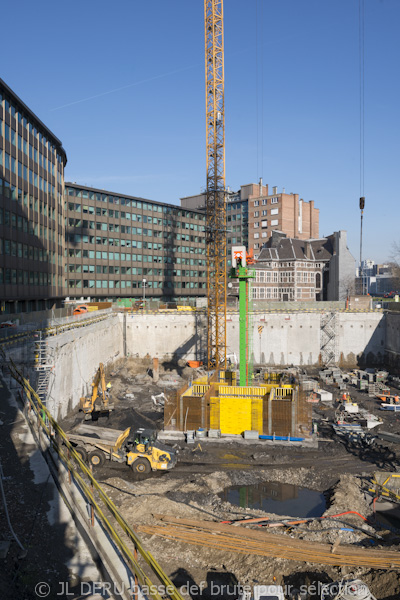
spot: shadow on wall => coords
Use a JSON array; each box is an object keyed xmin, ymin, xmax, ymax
[
  {"xmin": 338, "ymin": 314, "xmax": 386, "ymax": 369},
  {"xmin": 162, "ymin": 311, "xmax": 207, "ymax": 375}
]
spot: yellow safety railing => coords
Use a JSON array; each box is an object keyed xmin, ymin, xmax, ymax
[
  {"xmin": 218, "ymin": 385, "xmax": 266, "ymax": 397},
  {"xmin": 370, "ymin": 474, "xmax": 400, "ymax": 503},
  {"xmin": 6, "ymin": 355, "xmax": 185, "ymax": 600},
  {"xmin": 269, "ymin": 388, "xmax": 293, "ymax": 401},
  {"xmin": 182, "ymin": 384, "xmax": 208, "ymax": 397}
]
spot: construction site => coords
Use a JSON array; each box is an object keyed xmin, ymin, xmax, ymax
[
  {"xmin": 2, "ymin": 2, "xmax": 400, "ymax": 600},
  {"xmin": 1, "ymin": 286, "xmax": 400, "ymax": 600}
]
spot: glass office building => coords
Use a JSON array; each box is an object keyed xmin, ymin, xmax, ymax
[{"xmin": 0, "ymin": 79, "xmax": 67, "ymax": 313}]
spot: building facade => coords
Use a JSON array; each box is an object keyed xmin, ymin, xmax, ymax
[
  {"xmin": 65, "ymin": 183, "xmax": 207, "ymax": 301},
  {"xmin": 248, "ymin": 185, "xmax": 319, "ymax": 255},
  {"xmin": 181, "ymin": 181, "xmax": 319, "ymax": 259},
  {"xmin": 356, "ymin": 260, "xmax": 398, "ymax": 296},
  {"xmin": 0, "ymin": 79, "xmax": 67, "ymax": 313},
  {"xmin": 249, "ymin": 230, "xmax": 355, "ymax": 302}
]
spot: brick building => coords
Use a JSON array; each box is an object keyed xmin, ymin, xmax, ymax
[
  {"xmin": 248, "ymin": 185, "xmax": 319, "ymax": 255},
  {"xmin": 181, "ymin": 180, "xmax": 319, "ymax": 260}
]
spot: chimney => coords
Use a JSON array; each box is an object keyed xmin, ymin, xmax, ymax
[
  {"xmin": 305, "ymin": 241, "xmax": 313, "ymax": 260},
  {"xmin": 259, "ymin": 177, "xmax": 263, "ymax": 195},
  {"xmin": 282, "ymin": 187, "xmax": 285, "ymax": 194},
  {"xmin": 270, "ymin": 230, "xmax": 286, "ymax": 248}
]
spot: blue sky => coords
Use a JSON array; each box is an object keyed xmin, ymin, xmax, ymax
[{"xmin": 2, "ymin": 0, "xmax": 399, "ymax": 262}]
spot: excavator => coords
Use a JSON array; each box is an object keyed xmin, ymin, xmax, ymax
[{"xmin": 79, "ymin": 363, "xmax": 114, "ymax": 420}]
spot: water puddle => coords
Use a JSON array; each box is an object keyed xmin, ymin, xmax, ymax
[{"xmin": 219, "ymin": 481, "xmax": 326, "ymax": 518}]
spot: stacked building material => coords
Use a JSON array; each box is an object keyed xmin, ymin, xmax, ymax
[
  {"xmin": 357, "ymin": 379, "xmax": 368, "ymax": 391},
  {"xmin": 319, "ymin": 368, "xmax": 346, "ymax": 389},
  {"xmin": 368, "ymin": 382, "xmax": 391, "ymax": 397}
]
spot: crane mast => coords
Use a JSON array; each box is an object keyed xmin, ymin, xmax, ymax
[{"xmin": 204, "ymin": 0, "xmax": 227, "ymax": 370}]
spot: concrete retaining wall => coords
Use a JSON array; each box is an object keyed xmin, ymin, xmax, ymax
[
  {"xmin": 46, "ymin": 315, "xmax": 123, "ymax": 418},
  {"xmin": 122, "ymin": 311, "xmax": 386, "ymax": 368},
  {"xmin": 6, "ymin": 310, "xmax": 391, "ymax": 421},
  {"xmin": 385, "ymin": 312, "xmax": 400, "ymax": 373},
  {"xmin": 124, "ymin": 312, "xmax": 207, "ymax": 362}
]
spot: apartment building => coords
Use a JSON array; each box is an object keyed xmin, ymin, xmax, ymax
[
  {"xmin": 65, "ymin": 184, "xmax": 207, "ymax": 300},
  {"xmin": 181, "ymin": 182, "xmax": 268, "ymax": 263},
  {"xmin": 0, "ymin": 79, "xmax": 67, "ymax": 313},
  {"xmin": 248, "ymin": 185, "xmax": 319, "ymax": 255},
  {"xmin": 181, "ymin": 181, "xmax": 319, "ymax": 259}
]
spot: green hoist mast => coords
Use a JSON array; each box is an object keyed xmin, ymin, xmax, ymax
[{"xmin": 229, "ymin": 248, "xmax": 255, "ymax": 386}]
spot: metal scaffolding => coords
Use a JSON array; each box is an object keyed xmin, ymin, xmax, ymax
[{"xmin": 320, "ymin": 312, "xmax": 338, "ymax": 366}]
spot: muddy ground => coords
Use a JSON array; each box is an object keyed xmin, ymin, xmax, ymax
[{"xmin": 60, "ymin": 359, "xmax": 400, "ymax": 599}]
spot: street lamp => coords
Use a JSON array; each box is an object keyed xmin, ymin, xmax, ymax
[{"xmin": 142, "ymin": 278, "xmax": 147, "ymax": 305}]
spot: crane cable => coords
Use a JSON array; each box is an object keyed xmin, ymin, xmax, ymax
[
  {"xmin": 255, "ymin": 0, "xmax": 265, "ymax": 182},
  {"xmin": 359, "ymin": 0, "xmax": 366, "ymax": 293},
  {"xmin": 255, "ymin": 0, "xmax": 259, "ymax": 180},
  {"xmin": 359, "ymin": 0, "xmax": 365, "ymax": 199}
]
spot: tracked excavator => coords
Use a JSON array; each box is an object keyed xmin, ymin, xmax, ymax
[{"xmin": 79, "ymin": 363, "xmax": 114, "ymax": 420}]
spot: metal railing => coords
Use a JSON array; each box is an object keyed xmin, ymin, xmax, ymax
[
  {"xmin": 0, "ymin": 309, "xmax": 114, "ymax": 348},
  {"xmin": 7, "ymin": 356, "xmax": 185, "ymax": 600}
]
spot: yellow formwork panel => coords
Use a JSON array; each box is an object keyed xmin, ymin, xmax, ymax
[
  {"xmin": 264, "ymin": 372, "xmax": 282, "ymax": 383},
  {"xmin": 219, "ymin": 395, "xmax": 252, "ymax": 434},
  {"xmin": 219, "ymin": 370, "xmax": 237, "ymax": 385},
  {"xmin": 251, "ymin": 396, "xmax": 263, "ymax": 433},
  {"xmin": 210, "ymin": 396, "xmax": 220, "ymax": 430}
]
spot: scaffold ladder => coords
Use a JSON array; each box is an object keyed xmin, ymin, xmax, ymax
[
  {"xmin": 320, "ymin": 312, "xmax": 337, "ymax": 366},
  {"xmin": 34, "ymin": 331, "xmax": 54, "ymax": 408}
]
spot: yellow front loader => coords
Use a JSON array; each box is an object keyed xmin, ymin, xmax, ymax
[{"xmin": 126, "ymin": 428, "xmax": 177, "ymax": 474}]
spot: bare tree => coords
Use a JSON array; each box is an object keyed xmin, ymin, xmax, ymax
[
  {"xmin": 340, "ymin": 273, "xmax": 356, "ymax": 298},
  {"xmin": 389, "ymin": 242, "xmax": 400, "ymax": 290}
]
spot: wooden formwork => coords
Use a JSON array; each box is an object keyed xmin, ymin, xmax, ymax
[
  {"xmin": 165, "ymin": 373, "xmax": 311, "ymax": 438},
  {"xmin": 296, "ymin": 388, "xmax": 313, "ymax": 436},
  {"xmin": 164, "ymin": 381, "xmax": 189, "ymax": 430},
  {"xmin": 178, "ymin": 395, "xmax": 206, "ymax": 431}
]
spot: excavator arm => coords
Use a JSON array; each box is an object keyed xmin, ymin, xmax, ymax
[{"xmin": 80, "ymin": 363, "xmax": 114, "ymax": 417}]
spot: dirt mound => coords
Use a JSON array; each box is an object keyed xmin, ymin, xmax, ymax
[
  {"xmin": 324, "ymin": 474, "xmax": 372, "ymax": 521},
  {"xmin": 106, "ymin": 406, "xmax": 158, "ymax": 432}
]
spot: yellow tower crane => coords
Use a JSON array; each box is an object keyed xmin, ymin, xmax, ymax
[{"xmin": 204, "ymin": 0, "xmax": 227, "ymax": 370}]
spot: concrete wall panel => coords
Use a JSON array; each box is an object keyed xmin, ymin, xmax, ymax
[
  {"xmin": 47, "ymin": 315, "xmax": 124, "ymax": 419},
  {"xmin": 123, "ymin": 311, "xmax": 386, "ymax": 369},
  {"xmin": 385, "ymin": 312, "xmax": 400, "ymax": 373}
]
